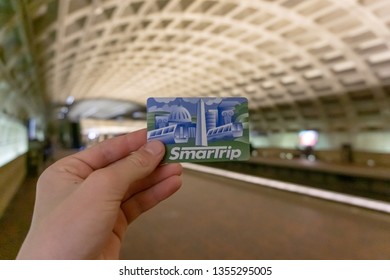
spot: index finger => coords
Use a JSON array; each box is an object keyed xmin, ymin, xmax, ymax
[{"xmin": 72, "ymin": 128, "xmax": 147, "ymax": 170}]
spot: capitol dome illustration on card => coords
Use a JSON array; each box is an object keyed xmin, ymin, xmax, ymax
[{"xmin": 147, "ymin": 97, "xmax": 250, "ymax": 163}]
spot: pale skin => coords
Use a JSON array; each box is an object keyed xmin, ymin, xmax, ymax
[{"xmin": 17, "ymin": 129, "xmax": 182, "ymax": 259}]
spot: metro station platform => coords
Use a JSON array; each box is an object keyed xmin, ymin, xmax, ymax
[{"xmin": 1, "ymin": 151, "xmax": 389, "ymax": 260}]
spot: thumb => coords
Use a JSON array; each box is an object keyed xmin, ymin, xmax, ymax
[
  {"xmin": 83, "ymin": 141, "xmax": 166, "ymax": 199},
  {"xmin": 124, "ymin": 140, "xmax": 165, "ymax": 176}
]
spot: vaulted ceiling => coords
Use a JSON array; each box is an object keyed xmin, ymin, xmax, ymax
[{"xmin": 1, "ymin": 0, "xmax": 390, "ymax": 133}]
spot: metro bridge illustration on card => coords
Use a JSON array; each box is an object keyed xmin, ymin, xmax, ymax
[{"xmin": 146, "ymin": 97, "xmax": 250, "ymax": 163}]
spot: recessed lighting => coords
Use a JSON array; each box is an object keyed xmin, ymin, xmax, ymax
[{"xmin": 66, "ymin": 96, "xmax": 74, "ymax": 105}]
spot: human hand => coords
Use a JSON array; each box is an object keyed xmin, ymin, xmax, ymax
[{"xmin": 17, "ymin": 129, "xmax": 182, "ymax": 259}]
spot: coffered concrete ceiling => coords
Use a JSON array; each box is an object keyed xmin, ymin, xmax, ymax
[{"xmin": 1, "ymin": 0, "xmax": 390, "ymax": 133}]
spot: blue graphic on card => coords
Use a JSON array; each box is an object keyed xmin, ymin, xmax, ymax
[{"xmin": 147, "ymin": 97, "xmax": 250, "ymax": 163}]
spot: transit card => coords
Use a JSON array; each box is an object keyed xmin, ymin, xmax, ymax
[{"xmin": 146, "ymin": 97, "xmax": 250, "ymax": 163}]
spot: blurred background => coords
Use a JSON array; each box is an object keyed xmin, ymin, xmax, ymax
[{"xmin": 0, "ymin": 0, "xmax": 389, "ymax": 259}]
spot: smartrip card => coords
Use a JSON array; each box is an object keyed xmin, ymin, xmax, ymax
[{"xmin": 146, "ymin": 97, "xmax": 250, "ymax": 163}]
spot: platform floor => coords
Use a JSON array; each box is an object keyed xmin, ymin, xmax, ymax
[
  {"xmin": 1, "ymin": 161, "xmax": 390, "ymax": 259},
  {"xmin": 121, "ymin": 170, "xmax": 390, "ymax": 259}
]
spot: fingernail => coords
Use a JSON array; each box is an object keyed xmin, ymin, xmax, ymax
[{"xmin": 144, "ymin": 141, "xmax": 164, "ymax": 155}]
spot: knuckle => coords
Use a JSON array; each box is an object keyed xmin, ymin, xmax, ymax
[
  {"xmin": 127, "ymin": 151, "xmax": 151, "ymax": 168},
  {"xmin": 90, "ymin": 169, "xmax": 115, "ymax": 185}
]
